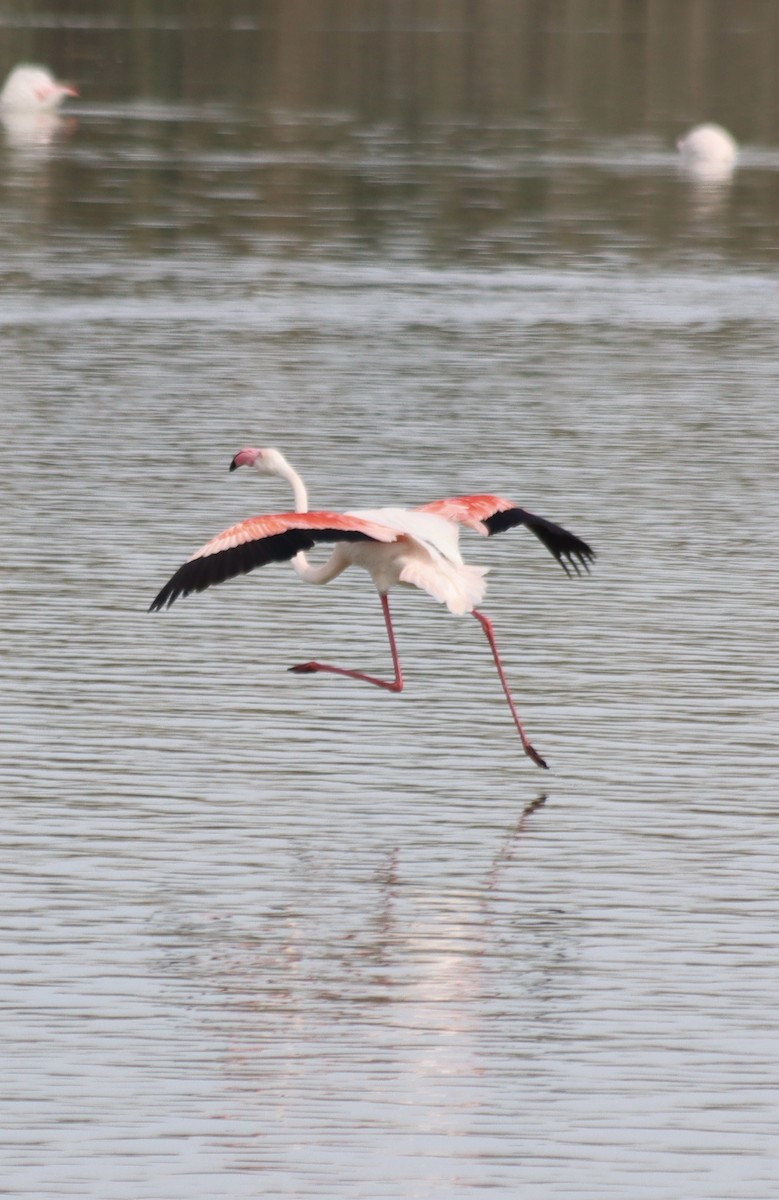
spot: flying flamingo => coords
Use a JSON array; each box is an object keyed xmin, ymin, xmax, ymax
[{"xmin": 149, "ymin": 447, "xmax": 595, "ymax": 768}]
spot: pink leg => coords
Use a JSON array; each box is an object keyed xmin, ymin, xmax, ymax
[
  {"xmin": 472, "ymin": 609, "xmax": 549, "ymax": 769},
  {"xmin": 289, "ymin": 592, "xmax": 403, "ymax": 693}
]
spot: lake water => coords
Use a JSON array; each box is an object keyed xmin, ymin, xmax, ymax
[{"xmin": 1, "ymin": 5, "xmax": 778, "ymax": 1198}]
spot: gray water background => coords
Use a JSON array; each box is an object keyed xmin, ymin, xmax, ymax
[{"xmin": 1, "ymin": 4, "xmax": 778, "ymax": 1197}]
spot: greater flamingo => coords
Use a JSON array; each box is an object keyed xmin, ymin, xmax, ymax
[
  {"xmin": 0, "ymin": 64, "xmax": 78, "ymax": 112},
  {"xmin": 150, "ymin": 447, "xmax": 595, "ymax": 768},
  {"xmin": 677, "ymin": 123, "xmax": 738, "ymax": 181}
]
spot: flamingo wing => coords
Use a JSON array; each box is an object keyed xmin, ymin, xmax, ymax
[
  {"xmin": 417, "ymin": 495, "xmax": 595, "ymax": 577},
  {"xmin": 149, "ymin": 511, "xmax": 399, "ymax": 611}
]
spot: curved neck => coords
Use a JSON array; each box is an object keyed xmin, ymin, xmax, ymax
[
  {"xmin": 273, "ymin": 454, "xmax": 333, "ymax": 584},
  {"xmin": 276, "ymin": 456, "xmax": 308, "ymax": 513}
]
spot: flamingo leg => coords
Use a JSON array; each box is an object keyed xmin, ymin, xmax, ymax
[
  {"xmin": 288, "ymin": 592, "xmax": 404, "ymax": 693},
  {"xmin": 472, "ymin": 609, "xmax": 549, "ymax": 769}
]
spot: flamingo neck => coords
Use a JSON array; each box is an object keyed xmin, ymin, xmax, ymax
[
  {"xmin": 275, "ymin": 457, "xmax": 308, "ymax": 513},
  {"xmin": 274, "ymin": 455, "xmax": 332, "ymax": 584}
]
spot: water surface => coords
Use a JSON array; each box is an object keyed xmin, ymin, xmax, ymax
[{"xmin": 1, "ymin": 5, "xmax": 778, "ymax": 1198}]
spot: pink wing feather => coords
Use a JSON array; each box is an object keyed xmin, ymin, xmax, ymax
[
  {"xmin": 189, "ymin": 510, "xmax": 398, "ymax": 561},
  {"xmin": 150, "ymin": 509, "xmax": 400, "ymax": 610},
  {"xmin": 416, "ymin": 494, "xmax": 515, "ymax": 535}
]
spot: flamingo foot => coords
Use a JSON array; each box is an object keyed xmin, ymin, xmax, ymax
[{"xmin": 524, "ymin": 742, "xmax": 549, "ymax": 770}]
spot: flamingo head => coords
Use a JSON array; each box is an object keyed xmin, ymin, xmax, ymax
[{"xmin": 229, "ymin": 446, "xmax": 288, "ymax": 475}]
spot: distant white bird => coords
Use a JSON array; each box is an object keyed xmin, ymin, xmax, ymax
[
  {"xmin": 677, "ymin": 123, "xmax": 738, "ymax": 181},
  {"xmin": 0, "ymin": 64, "xmax": 77, "ymax": 112},
  {"xmin": 149, "ymin": 446, "xmax": 596, "ymax": 768}
]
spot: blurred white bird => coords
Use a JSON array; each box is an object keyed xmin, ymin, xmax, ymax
[
  {"xmin": 0, "ymin": 63, "xmax": 78, "ymax": 112},
  {"xmin": 677, "ymin": 123, "xmax": 738, "ymax": 181}
]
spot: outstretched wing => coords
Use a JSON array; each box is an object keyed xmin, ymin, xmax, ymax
[
  {"xmin": 149, "ymin": 510, "xmax": 399, "ymax": 611},
  {"xmin": 417, "ymin": 494, "xmax": 595, "ymax": 577}
]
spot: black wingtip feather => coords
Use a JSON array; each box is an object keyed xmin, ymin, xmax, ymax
[
  {"xmin": 485, "ymin": 506, "xmax": 595, "ymax": 576},
  {"xmin": 149, "ymin": 526, "xmax": 378, "ymax": 612}
]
